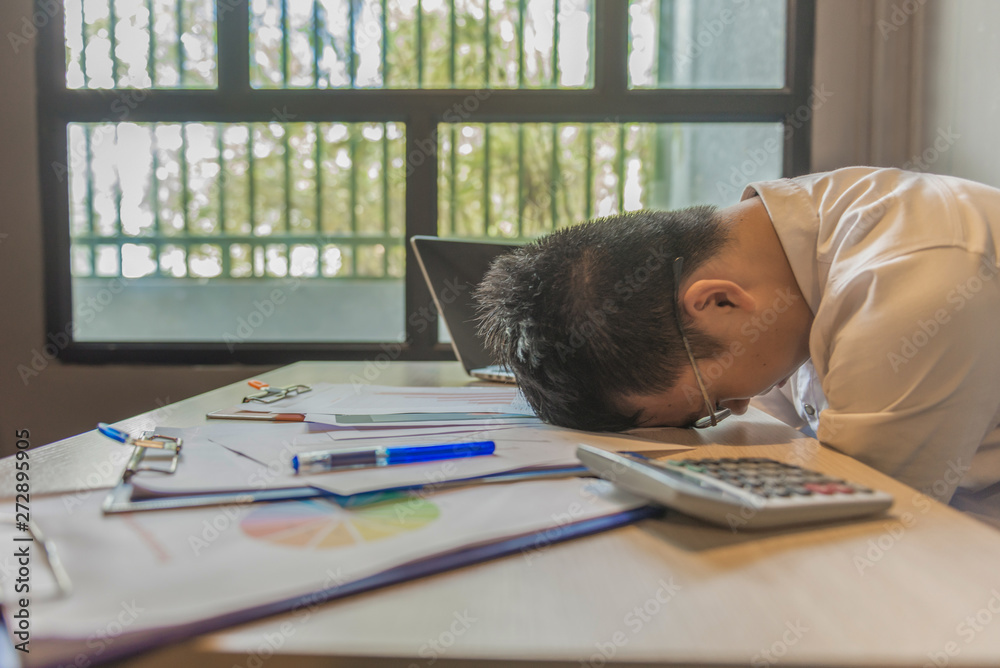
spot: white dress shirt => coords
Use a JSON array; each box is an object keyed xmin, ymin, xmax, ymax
[{"xmin": 743, "ymin": 167, "xmax": 1000, "ymax": 523}]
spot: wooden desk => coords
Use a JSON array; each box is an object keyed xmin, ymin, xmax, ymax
[{"xmin": 5, "ymin": 361, "xmax": 1000, "ymax": 668}]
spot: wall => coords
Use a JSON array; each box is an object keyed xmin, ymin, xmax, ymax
[
  {"xmin": 916, "ymin": 0, "xmax": 1000, "ymax": 187},
  {"xmin": 812, "ymin": 0, "xmax": 1000, "ymax": 185}
]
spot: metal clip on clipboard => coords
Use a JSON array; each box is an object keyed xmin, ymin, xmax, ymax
[
  {"xmin": 242, "ymin": 381, "xmax": 312, "ymax": 404},
  {"xmin": 96, "ymin": 423, "xmax": 183, "ymax": 478},
  {"xmin": 99, "ymin": 424, "xmax": 192, "ymax": 513},
  {"xmin": 121, "ymin": 432, "xmax": 183, "ymax": 479}
]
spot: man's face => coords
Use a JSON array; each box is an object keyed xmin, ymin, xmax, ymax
[{"xmin": 616, "ymin": 357, "xmax": 795, "ymax": 428}]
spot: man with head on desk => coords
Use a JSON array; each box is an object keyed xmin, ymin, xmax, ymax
[{"xmin": 475, "ymin": 166, "xmax": 1000, "ymax": 526}]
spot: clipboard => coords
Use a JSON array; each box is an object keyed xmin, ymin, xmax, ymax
[{"xmin": 101, "ymin": 429, "xmax": 323, "ymax": 514}]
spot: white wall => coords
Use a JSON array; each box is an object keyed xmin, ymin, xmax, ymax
[
  {"xmin": 812, "ymin": 0, "xmax": 1000, "ymax": 186},
  {"xmin": 916, "ymin": 0, "xmax": 1000, "ymax": 187}
]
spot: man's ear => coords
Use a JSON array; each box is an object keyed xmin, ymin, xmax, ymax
[{"xmin": 681, "ymin": 279, "xmax": 757, "ymax": 322}]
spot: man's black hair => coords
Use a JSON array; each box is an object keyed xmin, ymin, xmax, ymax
[{"xmin": 475, "ymin": 207, "xmax": 730, "ymax": 431}]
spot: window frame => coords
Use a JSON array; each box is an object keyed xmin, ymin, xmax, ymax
[{"xmin": 37, "ymin": 0, "xmax": 816, "ymax": 364}]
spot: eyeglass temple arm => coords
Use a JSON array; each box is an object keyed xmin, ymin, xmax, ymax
[{"xmin": 672, "ymin": 257, "xmax": 719, "ymax": 427}]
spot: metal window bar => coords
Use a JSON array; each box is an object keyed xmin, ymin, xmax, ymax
[
  {"xmin": 180, "ymin": 126, "xmax": 190, "ymax": 240},
  {"xmin": 483, "ymin": 126, "xmax": 491, "ymax": 236},
  {"xmin": 217, "ymin": 125, "xmax": 230, "ymax": 277},
  {"xmin": 382, "ymin": 125, "xmax": 390, "ymax": 275},
  {"xmin": 283, "ymin": 128, "xmax": 292, "ymax": 236},
  {"xmin": 247, "ymin": 126, "xmax": 256, "ymax": 266},
  {"xmin": 109, "ymin": 0, "xmax": 119, "ymax": 85},
  {"xmin": 78, "ymin": 0, "xmax": 87, "ymax": 85},
  {"xmin": 315, "ymin": 125, "xmax": 324, "ymax": 243},
  {"xmin": 113, "ymin": 126, "xmax": 123, "ymax": 240},
  {"xmin": 84, "ymin": 126, "xmax": 95, "ymax": 238},
  {"xmin": 416, "ymin": 0, "xmax": 424, "ymax": 87},
  {"xmin": 449, "ymin": 124, "xmax": 457, "ymax": 236},
  {"xmin": 550, "ymin": 124, "xmax": 558, "ymax": 230},
  {"xmin": 381, "ymin": 0, "xmax": 389, "ymax": 86},
  {"xmin": 484, "ymin": 2, "xmax": 491, "ymax": 87},
  {"xmin": 177, "ymin": 0, "xmax": 185, "ymax": 86},
  {"xmin": 584, "ymin": 124, "xmax": 593, "ymax": 221},
  {"xmin": 348, "ymin": 0, "xmax": 357, "ymax": 87},
  {"xmin": 616, "ymin": 123, "xmax": 625, "ymax": 212},
  {"xmin": 349, "ymin": 130, "xmax": 358, "ymax": 275},
  {"xmin": 150, "ymin": 124, "xmax": 162, "ymax": 276},
  {"xmin": 518, "ymin": 0, "xmax": 525, "ymax": 89},
  {"xmin": 552, "ymin": 0, "xmax": 560, "ymax": 88},
  {"xmin": 312, "ymin": 0, "xmax": 321, "ymax": 86},
  {"xmin": 517, "ymin": 124, "xmax": 524, "ymax": 237},
  {"xmin": 449, "ymin": 0, "xmax": 456, "ymax": 86},
  {"xmin": 147, "ymin": 0, "xmax": 156, "ymax": 85}
]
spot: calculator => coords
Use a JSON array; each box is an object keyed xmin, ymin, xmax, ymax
[{"xmin": 576, "ymin": 444, "xmax": 894, "ymax": 530}]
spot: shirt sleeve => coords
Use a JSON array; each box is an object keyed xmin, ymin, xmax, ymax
[{"xmin": 813, "ymin": 247, "xmax": 1000, "ymax": 501}]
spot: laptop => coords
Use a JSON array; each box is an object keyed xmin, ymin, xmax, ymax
[{"xmin": 410, "ymin": 235, "xmax": 520, "ymax": 384}]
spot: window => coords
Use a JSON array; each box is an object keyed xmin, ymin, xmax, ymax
[{"xmin": 37, "ymin": 0, "xmax": 815, "ymax": 363}]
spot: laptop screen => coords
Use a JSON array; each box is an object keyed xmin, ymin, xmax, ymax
[{"xmin": 410, "ymin": 236, "xmax": 521, "ymax": 373}]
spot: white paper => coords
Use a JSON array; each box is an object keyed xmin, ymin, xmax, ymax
[
  {"xmin": 262, "ymin": 383, "xmax": 534, "ymax": 417},
  {"xmin": 120, "ymin": 412, "xmax": 694, "ymax": 498},
  {"xmin": 209, "ymin": 425, "xmax": 582, "ymax": 495}
]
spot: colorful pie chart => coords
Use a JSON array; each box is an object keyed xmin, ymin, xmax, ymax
[{"xmin": 241, "ymin": 497, "xmax": 440, "ymax": 549}]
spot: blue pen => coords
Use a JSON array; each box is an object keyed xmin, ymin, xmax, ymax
[
  {"xmin": 292, "ymin": 440, "xmax": 495, "ymax": 474},
  {"xmin": 96, "ymin": 423, "xmax": 182, "ymax": 451}
]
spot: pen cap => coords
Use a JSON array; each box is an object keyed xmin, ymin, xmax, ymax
[{"xmin": 97, "ymin": 422, "xmax": 130, "ymax": 443}]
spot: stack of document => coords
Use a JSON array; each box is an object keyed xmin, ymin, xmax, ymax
[
  {"xmin": 208, "ymin": 383, "xmax": 539, "ymax": 425},
  {"xmin": 108, "ymin": 384, "xmax": 686, "ymax": 511},
  {"xmin": 0, "ymin": 382, "xmax": 692, "ymax": 666},
  {"xmin": 3, "ymin": 478, "xmax": 659, "ymax": 667}
]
